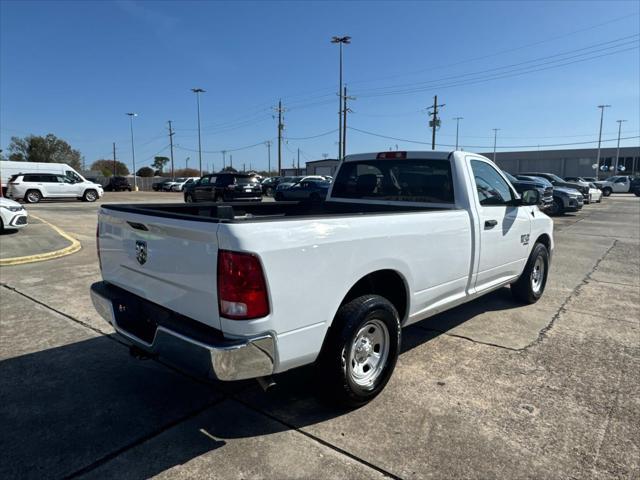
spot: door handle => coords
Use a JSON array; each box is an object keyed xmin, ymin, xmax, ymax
[{"xmin": 484, "ymin": 219, "xmax": 498, "ymax": 229}]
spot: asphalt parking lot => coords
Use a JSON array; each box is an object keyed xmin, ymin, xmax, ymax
[{"xmin": 0, "ymin": 192, "xmax": 638, "ymax": 479}]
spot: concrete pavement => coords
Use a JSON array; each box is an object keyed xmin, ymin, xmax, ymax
[{"xmin": 0, "ymin": 192, "xmax": 638, "ymax": 479}]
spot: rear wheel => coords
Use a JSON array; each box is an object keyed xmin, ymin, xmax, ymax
[
  {"xmin": 275, "ymin": 192, "xmax": 284, "ymax": 201},
  {"xmin": 602, "ymin": 187, "xmax": 612, "ymax": 197},
  {"xmin": 317, "ymin": 294, "xmax": 401, "ymax": 408},
  {"xmin": 83, "ymin": 189, "xmax": 98, "ymax": 202},
  {"xmin": 511, "ymin": 243, "xmax": 549, "ymax": 304},
  {"xmin": 25, "ymin": 190, "xmax": 42, "ymax": 204},
  {"xmin": 185, "ymin": 193, "xmax": 195, "ymax": 203}
]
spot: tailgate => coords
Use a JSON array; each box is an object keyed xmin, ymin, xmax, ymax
[{"xmin": 98, "ymin": 207, "xmax": 222, "ymax": 330}]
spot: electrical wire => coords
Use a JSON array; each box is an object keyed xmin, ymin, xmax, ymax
[
  {"xmin": 347, "ymin": 126, "xmax": 640, "ymax": 149},
  {"xmin": 283, "ymin": 128, "xmax": 338, "ymax": 140}
]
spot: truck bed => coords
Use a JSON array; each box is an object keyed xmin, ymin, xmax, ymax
[{"xmin": 100, "ymin": 200, "xmax": 450, "ymax": 223}]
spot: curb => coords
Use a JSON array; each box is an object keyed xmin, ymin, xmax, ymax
[{"xmin": 0, "ymin": 214, "xmax": 82, "ymax": 266}]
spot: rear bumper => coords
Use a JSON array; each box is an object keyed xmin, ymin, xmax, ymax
[{"xmin": 90, "ymin": 281, "xmax": 275, "ymax": 381}]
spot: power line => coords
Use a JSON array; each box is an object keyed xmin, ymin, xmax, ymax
[
  {"xmin": 347, "ymin": 126, "xmax": 640, "ymax": 149},
  {"xmin": 283, "ymin": 128, "xmax": 338, "ymax": 140}
]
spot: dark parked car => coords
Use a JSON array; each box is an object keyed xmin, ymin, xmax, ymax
[
  {"xmin": 274, "ymin": 179, "xmax": 331, "ymax": 202},
  {"xmin": 152, "ymin": 179, "xmax": 173, "ymax": 191},
  {"xmin": 103, "ymin": 176, "xmax": 132, "ymax": 192},
  {"xmin": 503, "ymin": 171, "xmax": 553, "ymax": 211},
  {"xmin": 631, "ymin": 177, "xmax": 640, "ymax": 197},
  {"xmin": 184, "ymin": 173, "xmax": 262, "ymax": 202},
  {"xmin": 261, "ymin": 176, "xmax": 282, "ymax": 196},
  {"xmin": 520, "ymin": 172, "xmax": 591, "ymax": 203},
  {"xmin": 517, "ymin": 175, "xmax": 583, "ymax": 215}
]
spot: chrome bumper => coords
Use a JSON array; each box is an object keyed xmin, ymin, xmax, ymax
[{"xmin": 90, "ymin": 282, "xmax": 275, "ymax": 381}]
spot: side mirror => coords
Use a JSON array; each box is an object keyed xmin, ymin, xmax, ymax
[{"xmin": 521, "ymin": 189, "xmax": 540, "ymax": 206}]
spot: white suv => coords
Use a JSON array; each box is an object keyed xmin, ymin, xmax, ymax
[{"xmin": 7, "ymin": 173, "xmax": 104, "ymax": 203}]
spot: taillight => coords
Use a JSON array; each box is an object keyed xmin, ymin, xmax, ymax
[
  {"xmin": 377, "ymin": 151, "xmax": 407, "ymax": 159},
  {"xmin": 217, "ymin": 250, "xmax": 269, "ymax": 320},
  {"xmin": 96, "ymin": 223, "xmax": 102, "ymax": 271}
]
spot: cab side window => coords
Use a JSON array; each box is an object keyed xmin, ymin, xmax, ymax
[
  {"xmin": 199, "ymin": 177, "xmax": 210, "ymax": 186},
  {"xmin": 471, "ymin": 160, "xmax": 514, "ymax": 206}
]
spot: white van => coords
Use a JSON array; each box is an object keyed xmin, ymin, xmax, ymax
[{"xmin": 0, "ymin": 161, "xmax": 87, "ymax": 193}]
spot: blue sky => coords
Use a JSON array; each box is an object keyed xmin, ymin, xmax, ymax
[{"xmin": 1, "ymin": 0, "xmax": 639, "ymax": 172}]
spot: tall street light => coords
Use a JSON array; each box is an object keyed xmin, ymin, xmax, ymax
[
  {"xmin": 595, "ymin": 104, "xmax": 611, "ymax": 180},
  {"xmin": 453, "ymin": 117, "xmax": 463, "ymax": 150},
  {"xmin": 331, "ymin": 35, "xmax": 351, "ymax": 160},
  {"xmin": 492, "ymin": 128, "xmax": 500, "ymax": 163},
  {"xmin": 191, "ymin": 88, "xmax": 206, "ymax": 176},
  {"xmin": 126, "ymin": 113, "xmax": 138, "ymax": 191},
  {"xmin": 614, "ymin": 119, "xmax": 627, "ymax": 175}
]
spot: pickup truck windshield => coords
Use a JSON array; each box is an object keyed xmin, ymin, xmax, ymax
[{"xmin": 332, "ymin": 159, "xmax": 454, "ymax": 203}]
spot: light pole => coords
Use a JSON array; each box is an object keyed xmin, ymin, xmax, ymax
[
  {"xmin": 595, "ymin": 104, "xmax": 611, "ymax": 180},
  {"xmin": 453, "ymin": 117, "xmax": 463, "ymax": 150},
  {"xmin": 265, "ymin": 141, "xmax": 272, "ymax": 174},
  {"xmin": 331, "ymin": 35, "xmax": 351, "ymax": 161},
  {"xmin": 126, "ymin": 113, "xmax": 138, "ymax": 191},
  {"xmin": 492, "ymin": 128, "xmax": 500, "ymax": 163},
  {"xmin": 191, "ymin": 88, "xmax": 206, "ymax": 176},
  {"xmin": 614, "ymin": 119, "xmax": 627, "ymax": 175}
]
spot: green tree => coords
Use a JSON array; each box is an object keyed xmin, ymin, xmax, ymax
[
  {"xmin": 91, "ymin": 159, "xmax": 130, "ymax": 176},
  {"xmin": 8, "ymin": 134, "xmax": 83, "ymax": 170},
  {"xmin": 152, "ymin": 156, "xmax": 169, "ymax": 174},
  {"xmin": 173, "ymin": 168, "xmax": 200, "ymax": 177},
  {"xmin": 136, "ymin": 166, "xmax": 154, "ymax": 177}
]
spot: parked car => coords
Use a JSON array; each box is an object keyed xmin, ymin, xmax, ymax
[
  {"xmin": 6, "ymin": 173, "xmax": 104, "ymax": 203},
  {"xmin": 261, "ymin": 177, "xmax": 281, "ymax": 196},
  {"xmin": 593, "ymin": 175, "xmax": 634, "ymax": 196},
  {"xmin": 152, "ymin": 179, "xmax": 173, "ymax": 191},
  {"xmin": 564, "ymin": 176, "xmax": 591, "ymax": 186},
  {"xmin": 630, "ymin": 177, "xmax": 640, "ymax": 197},
  {"xmin": 517, "ymin": 175, "xmax": 583, "ymax": 215},
  {"xmin": 170, "ymin": 177, "xmax": 200, "ymax": 192},
  {"xmin": 0, "ymin": 160, "xmax": 87, "ymax": 195},
  {"xmin": 91, "ymin": 150, "xmax": 552, "ymax": 406},
  {"xmin": 274, "ymin": 179, "xmax": 331, "ymax": 201},
  {"xmin": 588, "ymin": 183, "xmax": 602, "ymax": 203},
  {"xmin": 184, "ymin": 173, "xmax": 262, "ymax": 202},
  {"xmin": 0, "ymin": 197, "xmax": 28, "ymax": 231},
  {"xmin": 275, "ymin": 175, "xmax": 327, "ymax": 193},
  {"xmin": 520, "ymin": 172, "xmax": 591, "ymax": 203},
  {"xmin": 503, "ymin": 171, "xmax": 553, "ymax": 211},
  {"xmin": 104, "ymin": 176, "xmax": 132, "ymax": 192},
  {"xmin": 581, "ymin": 177, "xmax": 597, "ymax": 183}
]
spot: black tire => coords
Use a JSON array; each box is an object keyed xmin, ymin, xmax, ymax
[
  {"xmin": 0, "ymin": 217, "xmax": 4, "ymax": 232},
  {"xmin": 185, "ymin": 193, "xmax": 195, "ymax": 203},
  {"xmin": 511, "ymin": 243, "xmax": 550, "ymax": 304},
  {"xmin": 550, "ymin": 198, "xmax": 564, "ymax": 216},
  {"xmin": 274, "ymin": 192, "xmax": 284, "ymax": 201},
  {"xmin": 309, "ymin": 192, "xmax": 320, "ymax": 202},
  {"xmin": 634, "ymin": 190, "xmax": 640, "ymax": 197},
  {"xmin": 317, "ymin": 294, "xmax": 401, "ymax": 408},
  {"xmin": 83, "ymin": 189, "xmax": 98, "ymax": 202},
  {"xmin": 602, "ymin": 187, "xmax": 612, "ymax": 197},
  {"xmin": 25, "ymin": 190, "xmax": 42, "ymax": 204},
  {"xmin": 266, "ymin": 187, "xmax": 273, "ymax": 197}
]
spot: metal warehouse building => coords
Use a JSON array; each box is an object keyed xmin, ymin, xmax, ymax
[{"xmin": 304, "ymin": 147, "xmax": 640, "ymax": 178}]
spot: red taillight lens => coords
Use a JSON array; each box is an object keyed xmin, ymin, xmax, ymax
[
  {"xmin": 96, "ymin": 223, "xmax": 102, "ymax": 270},
  {"xmin": 217, "ymin": 250, "xmax": 269, "ymax": 320}
]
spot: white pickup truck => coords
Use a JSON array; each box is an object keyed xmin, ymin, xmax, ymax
[{"xmin": 91, "ymin": 151, "xmax": 553, "ymax": 406}]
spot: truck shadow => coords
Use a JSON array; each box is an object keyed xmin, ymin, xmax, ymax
[{"xmin": 1, "ymin": 287, "xmax": 522, "ymax": 479}]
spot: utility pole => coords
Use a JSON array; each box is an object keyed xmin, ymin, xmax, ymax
[
  {"xmin": 332, "ymin": 36, "xmax": 351, "ymax": 160},
  {"xmin": 168, "ymin": 120, "xmax": 175, "ymax": 179},
  {"xmin": 221, "ymin": 150, "xmax": 226, "ymax": 169},
  {"xmin": 427, "ymin": 95, "xmax": 445, "ymax": 150},
  {"xmin": 492, "ymin": 128, "xmax": 500, "ymax": 163},
  {"xmin": 342, "ymin": 85, "xmax": 355, "ymax": 159},
  {"xmin": 243, "ymin": 163, "xmax": 246, "ymax": 172},
  {"xmin": 297, "ymin": 148, "xmax": 300, "ymax": 172},
  {"xmin": 186, "ymin": 156, "xmax": 190, "ymax": 170},
  {"xmin": 112, "ymin": 142, "xmax": 117, "ymax": 176},
  {"xmin": 453, "ymin": 117, "xmax": 463, "ymax": 150},
  {"xmin": 274, "ymin": 100, "xmax": 285, "ymax": 175},
  {"xmin": 126, "ymin": 113, "xmax": 138, "ymax": 190},
  {"xmin": 265, "ymin": 141, "xmax": 272, "ymax": 174},
  {"xmin": 230, "ymin": 154, "xmax": 233, "ymax": 169},
  {"xmin": 595, "ymin": 104, "xmax": 611, "ymax": 180},
  {"xmin": 614, "ymin": 119, "xmax": 627, "ymax": 175},
  {"xmin": 191, "ymin": 88, "xmax": 206, "ymax": 176}
]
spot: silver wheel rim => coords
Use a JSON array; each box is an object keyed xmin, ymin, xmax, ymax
[
  {"xmin": 86, "ymin": 191, "xmax": 96, "ymax": 201},
  {"xmin": 347, "ymin": 319, "xmax": 390, "ymax": 389},
  {"xmin": 27, "ymin": 192, "xmax": 39, "ymax": 202},
  {"xmin": 531, "ymin": 255, "xmax": 545, "ymax": 294}
]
